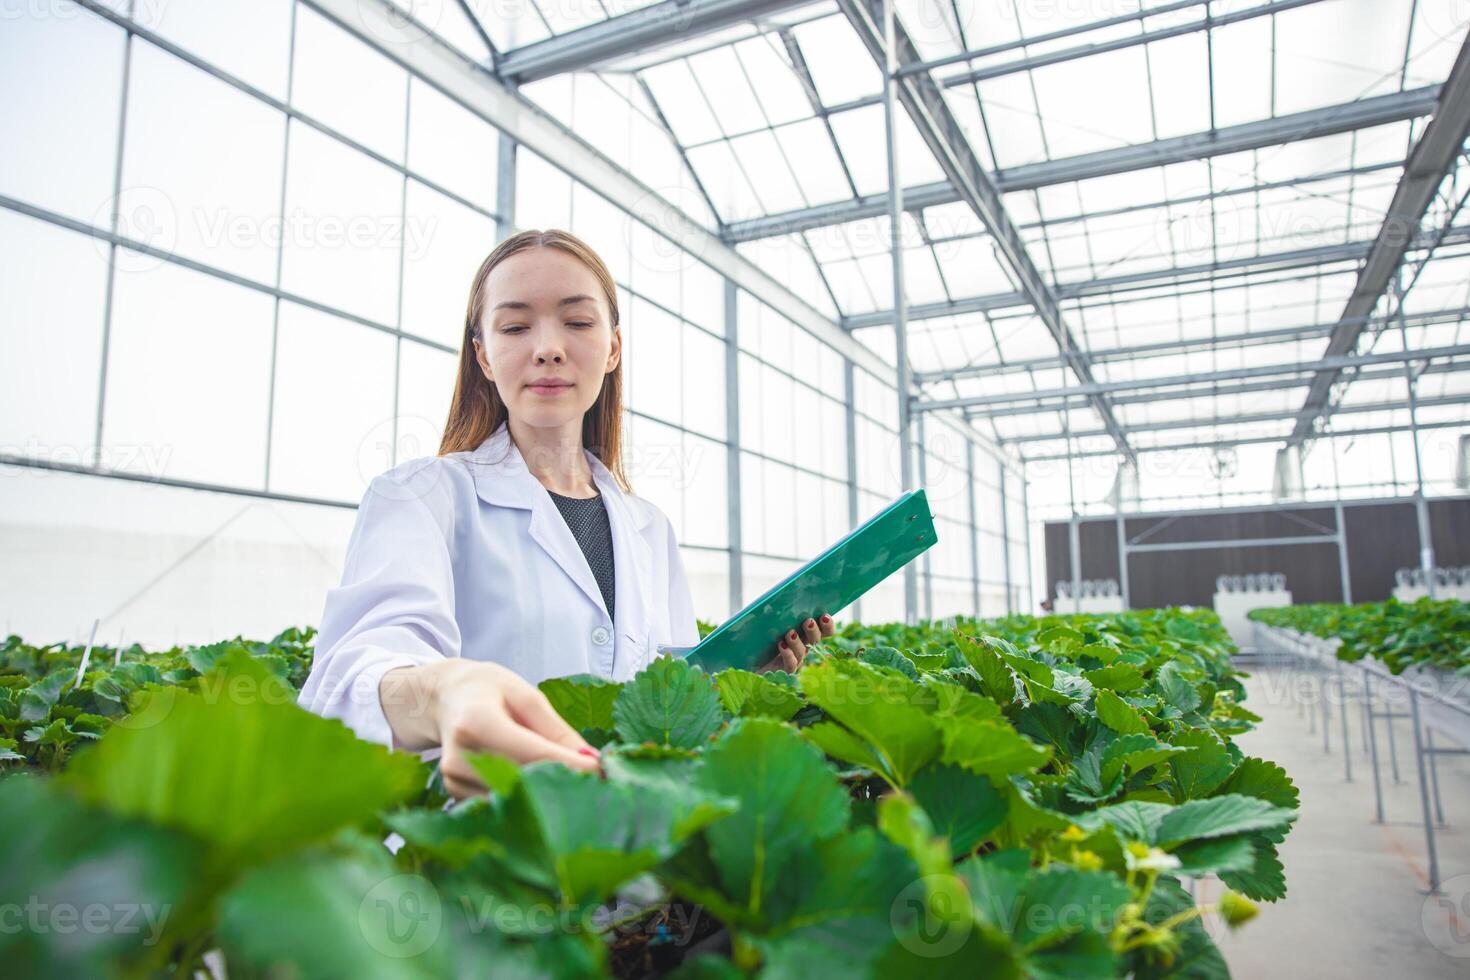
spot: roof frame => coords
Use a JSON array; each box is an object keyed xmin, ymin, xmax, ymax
[
  {"xmin": 722, "ymin": 86, "xmax": 1441, "ymax": 244},
  {"xmin": 836, "ymin": 0, "xmax": 1135, "ymax": 462},
  {"xmin": 1286, "ymin": 38, "xmax": 1470, "ymax": 451}
]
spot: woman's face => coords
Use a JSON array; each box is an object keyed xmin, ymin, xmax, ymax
[{"xmin": 474, "ymin": 246, "xmax": 620, "ymax": 434}]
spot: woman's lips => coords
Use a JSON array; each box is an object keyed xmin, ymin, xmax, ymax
[{"xmin": 527, "ymin": 382, "xmax": 573, "ymax": 396}]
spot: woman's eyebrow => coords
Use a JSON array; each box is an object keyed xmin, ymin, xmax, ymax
[{"xmin": 491, "ymin": 294, "xmax": 596, "ymax": 312}]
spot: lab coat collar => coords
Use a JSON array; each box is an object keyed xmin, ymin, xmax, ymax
[{"xmin": 464, "ymin": 424, "xmax": 653, "ymax": 679}]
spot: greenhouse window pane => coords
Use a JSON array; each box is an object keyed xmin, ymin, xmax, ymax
[
  {"xmin": 735, "ymin": 36, "xmax": 811, "ymax": 127},
  {"xmin": 640, "ymin": 60, "xmax": 723, "ymax": 146},
  {"xmin": 790, "ymin": 13, "xmax": 882, "ymax": 106},
  {"xmin": 278, "ymin": 123, "xmax": 403, "ymax": 326},
  {"xmin": 400, "ymin": 180, "xmax": 497, "ymax": 349},
  {"xmin": 689, "ymin": 46, "xmax": 767, "ymax": 136},
  {"xmin": 269, "ymin": 302, "xmax": 396, "ymax": 502},
  {"xmin": 625, "ymin": 297, "xmax": 682, "ymax": 425},
  {"xmin": 135, "ymin": 0, "xmax": 292, "ymax": 100},
  {"xmin": 292, "ymin": 5, "xmax": 408, "ymax": 163},
  {"xmin": 0, "ymin": 212, "xmax": 108, "ymax": 459},
  {"xmin": 120, "ymin": 43, "xmax": 286, "ymax": 285},
  {"xmin": 730, "ymin": 130, "xmax": 807, "ymax": 214},
  {"xmin": 406, "ymin": 78, "xmax": 499, "ymax": 213},
  {"xmin": 393, "ymin": 340, "xmax": 457, "ymax": 464},
  {"xmin": 682, "ymin": 326, "xmax": 727, "ymax": 442},
  {"xmin": 105, "ymin": 257, "xmax": 274, "ymax": 489},
  {"xmin": 0, "ymin": 7, "xmax": 124, "ymax": 226}
]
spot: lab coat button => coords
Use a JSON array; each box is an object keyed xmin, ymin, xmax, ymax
[{"xmin": 591, "ymin": 626, "xmax": 612, "ymax": 646}]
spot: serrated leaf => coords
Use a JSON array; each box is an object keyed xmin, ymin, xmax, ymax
[
  {"xmin": 61, "ymin": 650, "xmax": 423, "ymax": 870},
  {"xmin": 1154, "ymin": 661, "xmax": 1201, "ymax": 713},
  {"xmin": 1083, "ymin": 663, "xmax": 1145, "ymax": 693},
  {"xmin": 1218, "ymin": 834, "xmax": 1287, "ymax": 902},
  {"xmin": 860, "ymin": 645, "xmax": 921, "ymax": 680},
  {"xmin": 683, "ymin": 718, "xmax": 851, "ymax": 926},
  {"xmin": 909, "ymin": 763, "xmax": 1008, "ymax": 858},
  {"xmin": 612, "ymin": 657, "xmax": 723, "ymax": 749},
  {"xmin": 938, "ymin": 714, "xmax": 1050, "ymax": 777},
  {"xmin": 1125, "ymin": 876, "xmax": 1229, "ymax": 979},
  {"xmin": 1153, "ymin": 794, "xmax": 1296, "ymax": 846},
  {"xmin": 1170, "ymin": 835, "xmax": 1258, "ymax": 876},
  {"xmin": 539, "ymin": 674, "xmax": 621, "ymax": 731},
  {"xmin": 715, "ymin": 669, "xmax": 803, "ymax": 721},
  {"xmin": 799, "ymin": 658, "xmax": 941, "ymax": 787},
  {"xmin": 1094, "ymin": 689, "xmax": 1150, "ymax": 736},
  {"xmin": 1100, "ymin": 734, "xmax": 1190, "ymax": 785},
  {"xmin": 955, "ymin": 634, "xmax": 1020, "ymax": 707},
  {"xmin": 1217, "ymin": 756, "xmax": 1299, "ymax": 810},
  {"xmin": 1168, "ymin": 730, "xmax": 1235, "ymax": 800}
]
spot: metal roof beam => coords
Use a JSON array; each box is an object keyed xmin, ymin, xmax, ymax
[
  {"xmin": 1287, "ymin": 37, "xmax": 1470, "ymax": 449},
  {"xmin": 722, "ymin": 86, "xmax": 1440, "ymax": 243},
  {"xmin": 916, "ymin": 343, "xmax": 1470, "ymax": 411},
  {"xmin": 968, "ymin": 360, "xmax": 1470, "ymax": 419},
  {"xmin": 845, "ymin": 224, "xmax": 1470, "ymax": 329},
  {"xmin": 1001, "ymin": 395, "xmax": 1470, "ymax": 444},
  {"xmin": 1022, "ymin": 418, "xmax": 1469, "ymax": 462},
  {"xmin": 918, "ymin": 306, "xmax": 1470, "ymax": 383},
  {"xmin": 495, "ymin": 0, "xmax": 818, "ymax": 83},
  {"xmin": 837, "ymin": 0, "xmax": 1135, "ymax": 462}
]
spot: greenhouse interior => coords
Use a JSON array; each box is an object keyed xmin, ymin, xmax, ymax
[{"xmin": 3, "ymin": 0, "xmax": 1470, "ymax": 976}]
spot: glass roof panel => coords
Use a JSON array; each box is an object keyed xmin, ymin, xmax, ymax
[{"xmin": 790, "ymin": 13, "xmax": 883, "ymax": 105}]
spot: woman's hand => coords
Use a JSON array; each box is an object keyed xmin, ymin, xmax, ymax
[
  {"xmin": 380, "ymin": 659, "xmax": 599, "ymax": 799},
  {"xmin": 757, "ymin": 613, "xmax": 836, "ymax": 674}
]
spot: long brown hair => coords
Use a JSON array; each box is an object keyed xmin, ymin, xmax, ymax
[{"xmin": 438, "ymin": 229, "xmax": 630, "ymax": 492}]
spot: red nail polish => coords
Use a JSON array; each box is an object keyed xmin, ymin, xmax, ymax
[
  {"xmin": 806, "ymin": 619, "xmax": 816, "ymax": 627},
  {"xmin": 578, "ymin": 747, "xmax": 598, "ymax": 758},
  {"xmin": 821, "ymin": 614, "xmax": 831, "ymax": 623}
]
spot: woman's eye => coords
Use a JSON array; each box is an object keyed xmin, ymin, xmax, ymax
[
  {"xmin": 500, "ymin": 324, "xmax": 527, "ymax": 334},
  {"xmin": 568, "ymin": 321, "xmax": 594, "ymax": 329}
]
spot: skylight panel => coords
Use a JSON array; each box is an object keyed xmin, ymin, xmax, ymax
[
  {"xmin": 1143, "ymin": 29, "xmax": 1211, "ymax": 139},
  {"xmin": 730, "ymin": 130, "xmax": 806, "ymax": 213},
  {"xmin": 1209, "ymin": 15, "xmax": 1273, "ymax": 127},
  {"xmin": 934, "ymin": 235, "xmax": 1019, "ymax": 298},
  {"xmin": 790, "ymin": 13, "xmax": 883, "ymax": 105},
  {"xmin": 974, "ymin": 73, "xmax": 1048, "ymax": 168},
  {"xmin": 735, "ymin": 36, "xmax": 813, "ymax": 127},
  {"xmin": 685, "ymin": 140, "xmax": 762, "ymax": 221},
  {"xmin": 1274, "ymin": 0, "xmax": 1413, "ymax": 113},
  {"xmin": 689, "ymin": 46, "xmax": 768, "ymax": 136},
  {"xmin": 1405, "ymin": 0, "xmax": 1470, "ymax": 86},
  {"xmin": 1029, "ymin": 47, "xmax": 1155, "ymax": 158},
  {"xmin": 641, "ymin": 60, "xmax": 723, "ymax": 145},
  {"xmin": 827, "ymin": 104, "xmax": 890, "ymax": 195},
  {"xmin": 533, "ymin": 0, "xmax": 606, "ymax": 35},
  {"xmin": 773, "ymin": 118, "xmax": 852, "ymax": 206}
]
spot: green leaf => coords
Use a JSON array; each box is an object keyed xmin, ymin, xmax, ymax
[
  {"xmin": 1073, "ymin": 801, "xmax": 1171, "ymax": 843},
  {"xmin": 860, "ymin": 645, "xmax": 921, "ymax": 680},
  {"xmin": 1217, "ymin": 756, "xmax": 1299, "ymax": 810},
  {"xmin": 1153, "ymin": 794, "xmax": 1296, "ymax": 846},
  {"xmin": 909, "ymin": 763, "xmax": 1008, "ymax": 858},
  {"xmin": 612, "ymin": 657, "xmax": 724, "ymax": 749},
  {"xmin": 1083, "ymin": 663, "xmax": 1146, "ymax": 693},
  {"xmin": 1154, "ymin": 662, "xmax": 1201, "ymax": 713},
  {"xmin": 1064, "ymin": 746, "xmax": 1125, "ymax": 805},
  {"xmin": 955, "ymin": 634, "xmax": 1020, "ymax": 706},
  {"xmin": 1218, "ymin": 833, "xmax": 1288, "ymax": 902},
  {"xmin": 1168, "ymin": 730, "xmax": 1235, "ymax": 801},
  {"xmin": 1094, "ymin": 689, "xmax": 1150, "ymax": 736},
  {"xmin": 61, "ymin": 649, "xmax": 424, "ymax": 871},
  {"xmin": 799, "ymin": 658, "xmax": 942, "ymax": 787},
  {"xmin": 1100, "ymin": 734, "xmax": 1190, "ymax": 785},
  {"xmin": 877, "ymin": 792, "xmax": 972, "ymax": 925},
  {"xmin": 0, "ymin": 776, "xmax": 202, "ymax": 974},
  {"xmin": 18, "ymin": 668, "xmax": 70, "ymax": 721},
  {"xmin": 539, "ymin": 674, "xmax": 621, "ymax": 731},
  {"xmin": 1170, "ymin": 835, "xmax": 1258, "ymax": 877},
  {"xmin": 938, "ymin": 714, "xmax": 1051, "ymax": 778},
  {"xmin": 679, "ymin": 718, "xmax": 851, "ymax": 928},
  {"xmin": 715, "ymin": 669, "xmax": 803, "ymax": 721},
  {"xmin": 1125, "ymin": 876, "xmax": 1229, "ymax": 980},
  {"xmin": 1036, "ymin": 626, "xmax": 1084, "ymax": 656}
]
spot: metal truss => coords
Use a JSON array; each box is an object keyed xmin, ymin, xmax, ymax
[
  {"xmin": 837, "ymin": 0, "xmax": 1135, "ymax": 461},
  {"xmin": 722, "ymin": 87, "xmax": 1440, "ymax": 244}
]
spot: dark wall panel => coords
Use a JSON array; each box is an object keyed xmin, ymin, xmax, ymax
[
  {"xmin": 1343, "ymin": 503, "xmax": 1418, "ymax": 602},
  {"xmin": 1125, "ymin": 542, "xmax": 1344, "ymax": 609},
  {"xmin": 1042, "ymin": 497, "xmax": 1470, "ymax": 609}
]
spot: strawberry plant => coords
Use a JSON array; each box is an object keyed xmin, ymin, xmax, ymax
[
  {"xmin": 2, "ymin": 609, "xmax": 1294, "ymax": 978},
  {"xmin": 1250, "ymin": 598, "xmax": 1470, "ymax": 674}
]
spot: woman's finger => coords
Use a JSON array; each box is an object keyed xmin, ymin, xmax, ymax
[
  {"xmin": 818, "ymin": 613, "xmax": 836, "ymax": 637},
  {"xmin": 801, "ymin": 618, "xmax": 822, "ymax": 645},
  {"xmin": 492, "ymin": 723, "xmax": 601, "ymax": 773},
  {"xmin": 506, "ymin": 685, "xmax": 595, "ymax": 753},
  {"xmin": 784, "ymin": 629, "xmax": 807, "ymax": 660},
  {"xmin": 775, "ymin": 643, "xmax": 799, "ymax": 672}
]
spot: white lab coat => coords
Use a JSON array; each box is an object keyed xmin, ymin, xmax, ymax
[{"xmin": 297, "ymin": 423, "xmax": 700, "ymax": 750}]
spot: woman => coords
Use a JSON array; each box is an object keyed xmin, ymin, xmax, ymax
[{"xmin": 299, "ymin": 229, "xmax": 835, "ymax": 798}]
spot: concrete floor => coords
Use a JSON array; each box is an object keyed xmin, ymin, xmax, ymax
[{"xmin": 1202, "ymin": 662, "xmax": 1470, "ymax": 978}]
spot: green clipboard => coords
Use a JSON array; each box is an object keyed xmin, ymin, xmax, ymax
[{"xmin": 666, "ymin": 489, "xmax": 937, "ymax": 673}]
